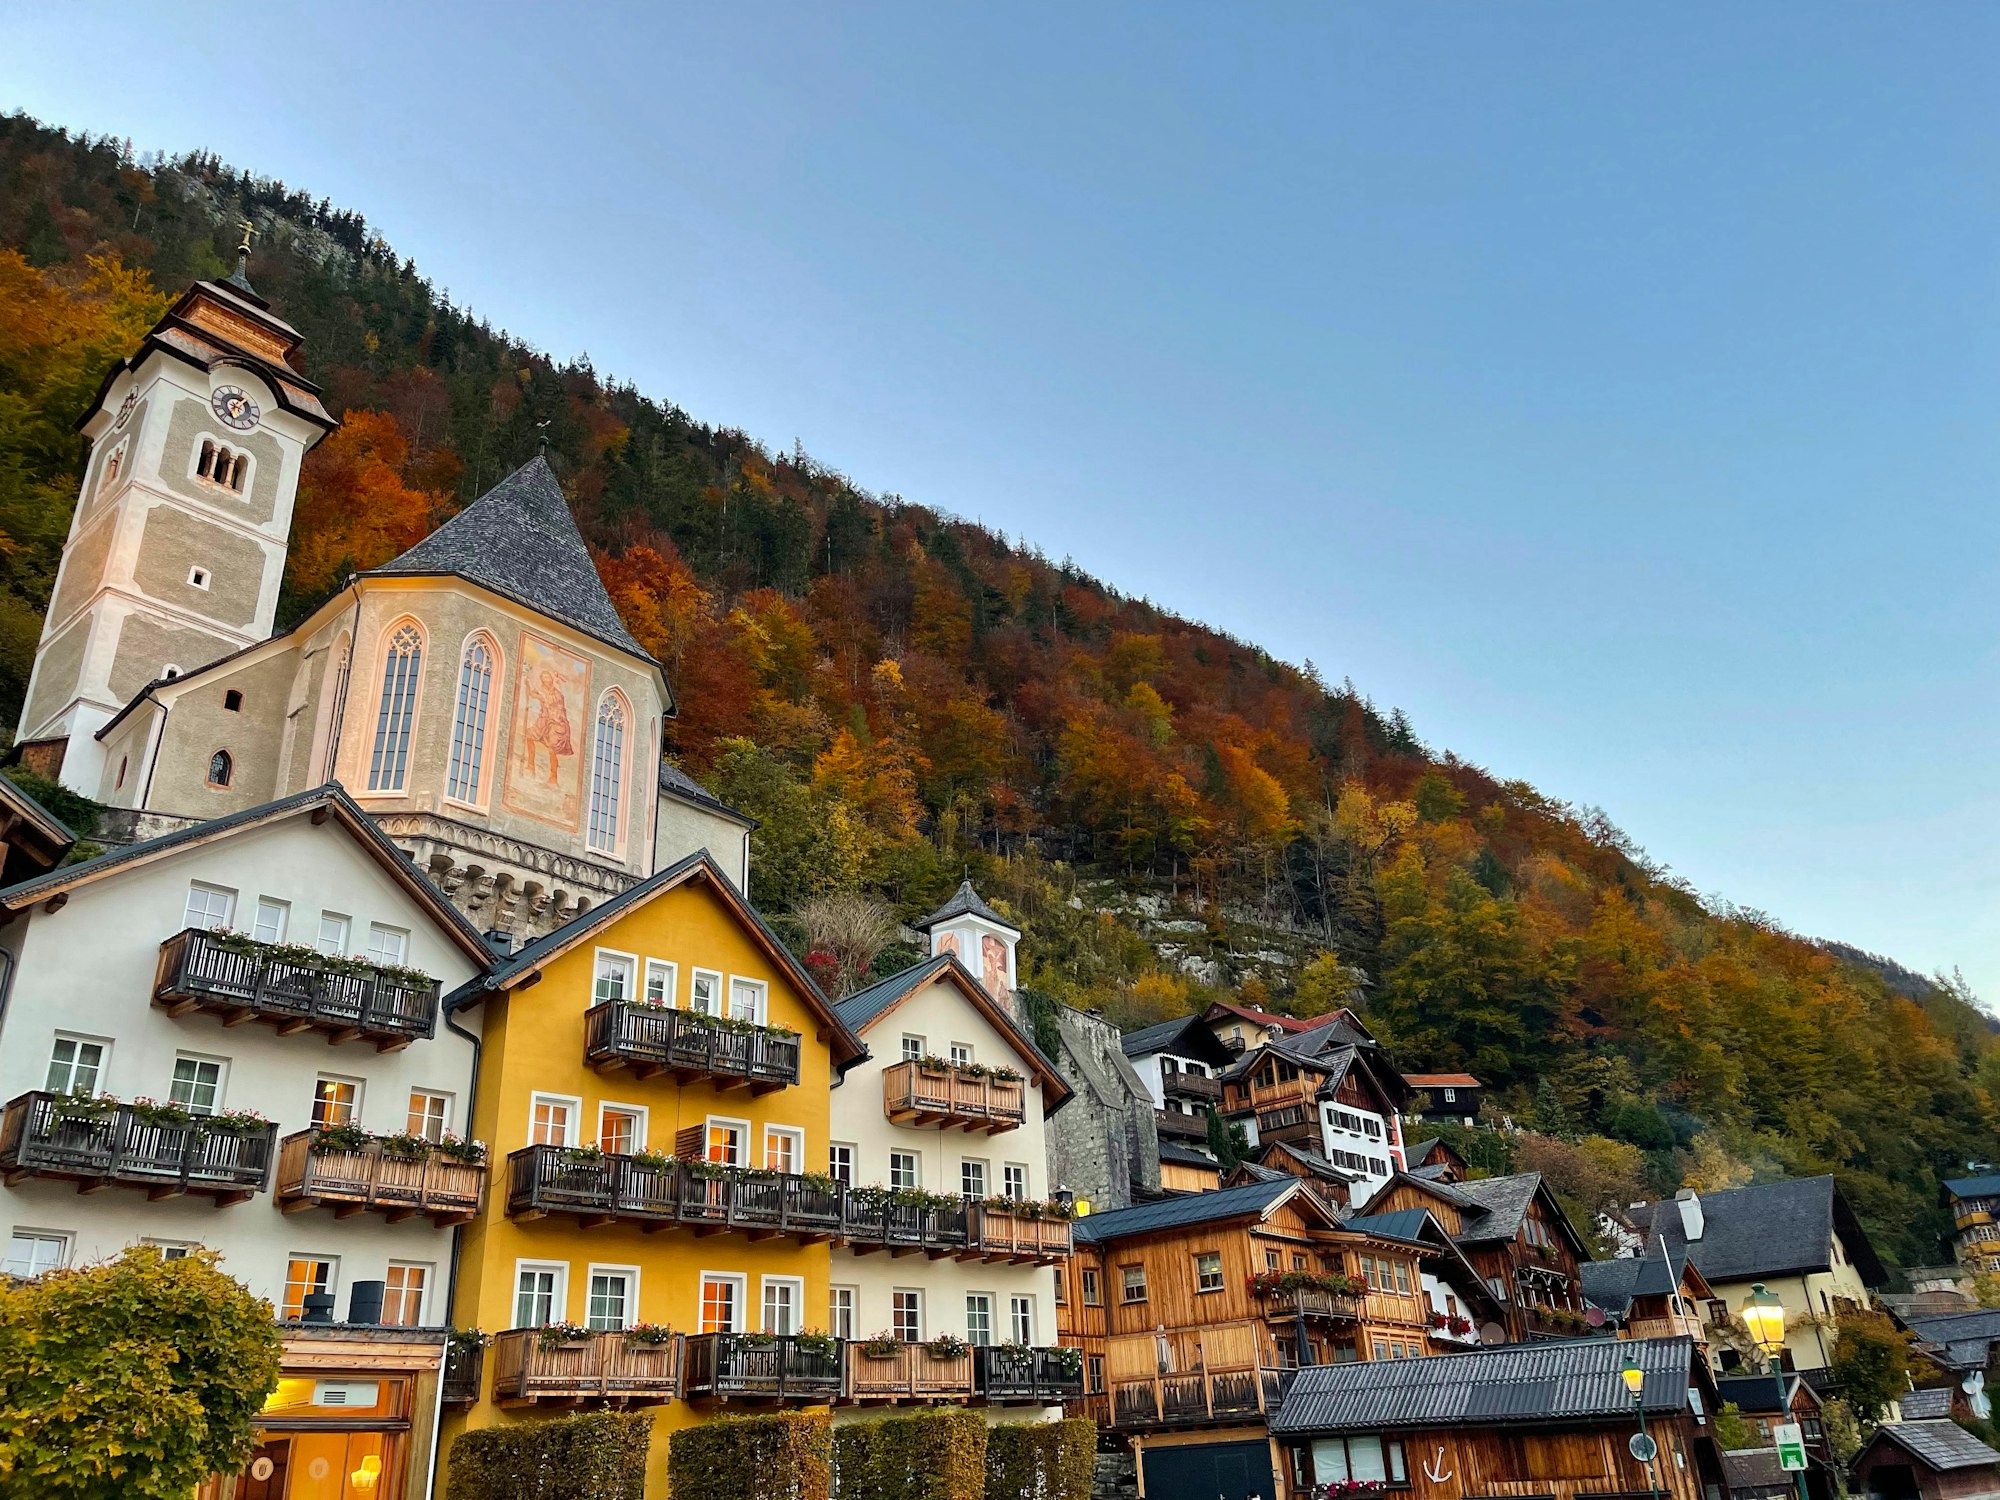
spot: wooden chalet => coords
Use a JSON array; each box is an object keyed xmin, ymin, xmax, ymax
[
  {"xmin": 1219, "ymin": 1032, "xmax": 1411, "ymax": 1177},
  {"xmin": 1852, "ymin": 1422, "xmax": 2000, "ymax": 1500},
  {"xmin": 1226, "ymin": 1140, "xmax": 1360, "ymax": 1210},
  {"xmin": 1159, "ymin": 1139, "xmax": 1224, "ymax": 1194},
  {"xmin": 1715, "ymin": 1369, "xmax": 1835, "ymax": 1500},
  {"xmin": 1270, "ymin": 1334, "xmax": 1726, "ymax": 1500},
  {"xmin": 1363, "ymin": 1171, "xmax": 1593, "ymax": 1342},
  {"xmin": 1402, "ymin": 1072, "xmax": 1484, "ymax": 1125},
  {"xmin": 1580, "ymin": 1240, "xmax": 1713, "ymax": 1347},
  {"xmin": 1056, "ymin": 1177, "xmax": 1497, "ymax": 1497}
]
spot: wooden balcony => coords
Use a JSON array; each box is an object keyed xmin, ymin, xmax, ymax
[
  {"xmin": 489, "ymin": 1328, "xmax": 684, "ymax": 1405},
  {"xmin": 275, "ymin": 1131, "xmax": 485, "ymax": 1225},
  {"xmin": 1256, "ymin": 1287, "xmax": 1360, "ymax": 1323},
  {"xmin": 154, "ymin": 929, "xmax": 438, "ymax": 1050},
  {"xmin": 841, "ymin": 1196, "xmax": 973, "ymax": 1257},
  {"xmin": 684, "ymin": 1333, "xmax": 843, "ymax": 1403},
  {"xmin": 0, "ymin": 1091, "xmax": 274, "ymax": 1205},
  {"xmin": 971, "ymin": 1202, "xmax": 1073, "ymax": 1264},
  {"xmin": 974, "ymin": 1346, "xmax": 1086, "ymax": 1404},
  {"xmin": 1523, "ymin": 1305, "xmax": 1597, "ymax": 1339},
  {"xmin": 442, "ymin": 1342, "xmax": 483, "ymax": 1406},
  {"xmin": 584, "ymin": 1001, "xmax": 800, "ymax": 1093},
  {"xmin": 883, "ymin": 1061, "xmax": 1025, "ymax": 1134},
  {"xmin": 844, "ymin": 1342, "xmax": 976, "ymax": 1403},
  {"xmin": 1251, "ymin": 1107, "xmax": 1318, "ymax": 1149},
  {"xmin": 1155, "ymin": 1109, "xmax": 1210, "ymax": 1141},
  {"xmin": 1161, "ymin": 1071, "xmax": 1221, "ymax": 1105},
  {"xmin": 1957, "ymin": 1209, "xmax": 1994, "ymax": 1232},
  {"xmin": 1109, "ymin": 1366, "xmax": 1289, "ymax": 1430},
  {"xmin": 506, "ymin": 1146, "xmax": 842, "ymax": 1241}
]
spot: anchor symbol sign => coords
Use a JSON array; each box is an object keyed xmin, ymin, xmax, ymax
[{"xmin": 1422, "ymin": 1446, "xmax": 1453, "ymax": 1484}]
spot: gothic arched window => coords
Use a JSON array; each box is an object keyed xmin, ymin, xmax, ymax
[
  {"xmin": 587, "ymin": 691, "xmax": 627, "ymax": 853},
  {"xmin": 446, "ymin": 635, "xmax": 496, "ymax": 804},
  {"xmin": 367, "ymin": 622, "xmax": 424, "ymax": 792},
  {"xmin": 208, "ymin": 750, "xmax": 233, "ymax": 788}
]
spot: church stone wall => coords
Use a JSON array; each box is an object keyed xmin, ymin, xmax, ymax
[
  {"xmin": 1046, "ymin": 1007, "xmax": 1161, "ymax": 1211},
  {"xmin": 157, "ymin": 397, "xmax": 284, "ymax": 528},
  {"xmin": 146, "ymin": 651, "xmax": 299, "ymax": 813},
  {"xmin": 81, "ymin": 398, "xmax": 146, "ymax": 520},
  {"xmin": 108, "ymin": 614, "xmax": 234, "ymax": 702},
  {"xmin": 132, "ymin": 504, "xmax": 268, "ymax": 629},
  {"xmin": 48, "ymin": 510, "xmax": 117, "ymax": 633},
  {"xmin": 21, "ymin": 617, "xmax": 90, "ymax": 738}
]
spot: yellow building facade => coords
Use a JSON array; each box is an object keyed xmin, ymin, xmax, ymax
[{"xmin": 440, "ymin": 852, "xmax": 866, "ymax": 1494}]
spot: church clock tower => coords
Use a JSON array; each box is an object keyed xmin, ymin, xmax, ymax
[{"xmin": 17, "ymin": 240, "xmax": 336, "ymax": 794}]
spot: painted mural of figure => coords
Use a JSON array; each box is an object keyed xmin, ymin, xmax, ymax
[
  {"xmin": 521, "ymin": 667, "xmax": 575, "ymax": 785},
  {"xmin": 981, "ymin": 933, "xmax": 1009, "ymax": 998}
]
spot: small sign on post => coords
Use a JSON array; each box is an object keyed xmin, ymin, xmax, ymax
[
  {"xmin": 1629, "ymin": 1433, "xmax": 1659, "ymax": 1465},
  {"xmin": 1773, "ymin": 1422, "xmax": 1808, "ymax": 1472}
]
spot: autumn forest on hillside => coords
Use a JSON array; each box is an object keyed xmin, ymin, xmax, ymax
[{"xmin": 0, "ymin": 113, "xmax": 1992, "ymax": 1267}]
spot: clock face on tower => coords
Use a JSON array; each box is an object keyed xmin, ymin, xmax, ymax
[{"xmin": 211, "ymin": 385, "xmax": 260, "ymax": 431}]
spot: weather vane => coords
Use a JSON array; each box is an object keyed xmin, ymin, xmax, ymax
[{"xmin": 536, "ymin": 419, "xmax": 551, "ymax": 458}]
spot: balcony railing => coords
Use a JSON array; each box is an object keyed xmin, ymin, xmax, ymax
[
  {"xmin": 1957, "ymin": 1209, "xmax": 1995, "ymax": 1232},
  {"xmin": 841, "ymin": 1195, "xmax": 973, "ymax": 1256},
  {"xmin": 155, "ymin": 929, "xmax": 438, "ymax": 1049},
  {"xmin": 443, "ymin": 1342, "xmax": 484, "ymax": 1406},
  {"xmin": 845, "ymin": 1342, "xmax": 976, "ymax": 1402},
  {"xmin": 584, "ymin": 1001, "xmax": 800, "ymax": 1093},
  {"xmin": 974, "ymin": 1346, "xmax": 1085, "ymax": 1404},
  {"xmin": 1256, "ymin": 1287, "xmax": 1360, "ymax": 1323},
  {"xmin": 1155, "ymin": 1109, "xmax": 1211, "ymax": 1141},
  {"xmin": 1161, "ymin": 1071, "xmax": 1222, "ymax": 1104},
  {"xmin": 971, "ymin": 1204, "xmax": 1074, "ymax": 1264},
  {"xmin": 883, "ymin": 1061, "xmax": 1026, "ymax": 1134},
  {"xmin": 1110, "ymin": 1366, "xmax": 1289, "ymax": 1430},
  {"xmin": 0, "ymin": 1091, "xmax": 274, "ymax": 1205},
  {"xmin": 1523, "ymin": 1305, "xmax": 1596, "ymax": 1339},
  {"xmin": 506, "ymin": 1146, "xmax": 842, "ymax": 1240},
  {"xmin": 275, "ymin": 1131, "xmax": 485, "ymax": 1225},
  {"xmin": 490, "ymin": 1329, "xmax": 684, "ymax": 1404},
  {"xmin": 684, "ymin": 1333, "xmax": 843, "ymax": 1402}
]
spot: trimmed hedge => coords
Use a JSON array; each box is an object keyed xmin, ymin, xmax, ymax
[
  {"xmin": 669, "ymin": 1409, "xmax": 832, "ymax": 1500},
  {"xmin": 446, "ymin": 1410, "xmax": 651, "ymax": 1499},
  {"xmin": 834, "ymin": 1409, "xmax": 986, "ymax": 1500},
  {"xmin": 983, "ymin": 1419, "xmax": 1094, "ymax": 1500}
]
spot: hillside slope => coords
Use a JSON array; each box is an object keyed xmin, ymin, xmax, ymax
[{"xmin": 1, "ymin": 113, "xmax": 1992, "ymax": 1265}]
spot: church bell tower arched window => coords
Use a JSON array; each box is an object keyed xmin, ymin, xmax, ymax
[
  {"xmin": 446, "ymin": 635, "xmax": 496, "ymax": 805},
  {"xmin": 367, "ymin": 622, "xmax": 424, "ymax": 792},
  {"xmin": 587, "ymin": 691, "xmax": 627, "ymax": 853}
]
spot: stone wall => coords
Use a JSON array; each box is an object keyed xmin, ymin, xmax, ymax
[{"xmin": 1044, "ymin": 1005, "xmax": 1160, "ymax": 1211}]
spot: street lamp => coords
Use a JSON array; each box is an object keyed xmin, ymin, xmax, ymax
[
  {"xmin": 1740, "ymin": 1285, "xmax": 1809, "ymax": 1500},
  {"xmin": 1622, "ymin": 1353, "xmax": 1660, "ymax": 1500}
]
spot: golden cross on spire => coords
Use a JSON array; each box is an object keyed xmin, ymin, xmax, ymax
[{"xmin": 236, "ymin": 219, "xmax": 255, "ymax": 258}]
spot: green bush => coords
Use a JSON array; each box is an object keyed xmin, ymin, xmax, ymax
[
  {"xmin": 983, "ymin": 1419, "xmax": 1094, "ymax": 1500},
  {"xmin": 446, "ymin": 1410, "xmax": 651, "ymax": 1499},
  {"xmin": 668, "ymin": 1410, "xmax": 830, "ymax": 1500},
  {"xmin": 834, "ymin": 1409, "xmax": 985, "ymax": 1500}
]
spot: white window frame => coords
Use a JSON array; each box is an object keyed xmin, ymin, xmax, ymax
[
  {"xmin": 252, "ymin": 897, "xmax": 290, "ymax": 944},
  {"xmin": 529, "ymin": 1092, "xmax": 583, "ymax": 1148},
  {"xmin": 514, "ymin": 1259, "xmax": 568, "ymax": 1329},
  {"xmin": 965, "ymin": 1292, "xmax": 994, "ymax": 1347},
  {"xmin": 4, "ymin": 1229, "xmax": 71, "ymax": 1278},
  {"xmin": 705, "ymin": 1115, "xmax": 751, "ymax": 1167},
  {"xmin": 585, "ymin": 1263, "xmax": 642, "ymax": 1332},
  {"xmin": 406, "ymin": 1089, "xmax": 453, "ymax": 1143},
  {"xmin": 901, "ymin": 1035, "xmax": 926, "ymax": 1063},
  {"xmin": 383, "ymin": 1260, "xmax": 433, "ymax": 1326},
  {"xmin": 761, "ymin": 1274, "xmax": 805, "ymax": 1335},
  {"xmin": 170, "ymin": 1053, "xmax": 228, "ymax": 1115},
  {"xmin": 763, "ymin": 1125, "xmax": 804, "ymax": 1175},
  {"xmin": 316, "ymin": 911, "xmax": 352, "ymax": 956},
  {"xmin": 142, "ymin": 1238, "xmax": 198, "ymax": 1261},
  {"xmin": 689, "ymin": 968, "xmax": 724, "ymax": 1016},
  {"xmin": 184, "ymin": 881, "xmax": 237, "ymax": 932},
  {"xmin": 830, "ymin": 1284, "xmax": 858, "ymax": 1341},
  {"xmin": 727, "ymin": 976, "xmax": 767, "ymax": 1024},
  {"xmin": 700, "ymin": 1271, "xmax": 748, "ymax": 1333},
  {"xmin": 365, "ymin": 923, "xmax": 409, "ymax": 968},
  {"xmin": 312, "ymin": 1074, "xmax": 364, "ymax": 1128},
  {"xmin": 593, "ymin": 948, "xmax": 638, "ymax": 1005},
  {"xmin": 1003, "ymin": 1162, "xmax": 1029, "ymax": 1201},
  {"xmin": 282, "ymin": 1252, "xmax": 340, "ymax": 1322},
  {"xmin": 950, "ymin": 1042, "xmax": 974, "ymax": 1067},
  {"xmin": 643, "ymin": 959, "xmax": 677, "ymax": 1008},
  {"xmin": 1009, "ymin": 1294, "xmax": 1034, "ymax": 1345},
  {"xmin": 961, "ymin": 1159, "xmax": 988, "ymax": 1199},
  {"xmin": 889, "ymin": 1150, "xmax": 922, "ymax": 1190},
  {"xmin": 828, "ymin": 1143, "xmax": 856, "ymax": 1187},
  {"xmin": 596, "ymin": 1102, "xmax": 648, "ymax": 1155},
  {"xmin": 45, "ymin": 1034, "xmax": 109, "ymax": 1096},
  {"xmin": 892, "ymin": 1287, "xmax": 925, "ymax": 1342}
]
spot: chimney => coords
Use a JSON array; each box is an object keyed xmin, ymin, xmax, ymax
[{"xmin": 1675, "ymin": 1188, "xmax": 1704, "ymax": 1242}]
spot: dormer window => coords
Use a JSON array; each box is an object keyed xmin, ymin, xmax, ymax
[{"xmin": 196, "ymin": 439, "xmax": 248, "ymax": 494}]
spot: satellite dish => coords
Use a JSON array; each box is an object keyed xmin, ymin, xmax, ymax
[
  {"xmin": 1584, "ymin": 1306, "xmax": 1607, "ymax": 1327},
  {"xmin": 1479, "ymin": 1321, "xmax": 1507, "ymax": 1345}
]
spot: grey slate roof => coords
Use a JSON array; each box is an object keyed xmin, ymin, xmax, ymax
[
  {"xmin": 1904, "ymin": 1308, "xmax": 2000, "ymax": 1372},
  {"xmin": 1721, "ymin": 1449, "xmax": 1791, "ymax": 1491},
  {"xmin": 1075, "ymin": 1178, "xmax": 1303, "ymax": 1244},
  {"xmin": 1158, "ymin": 1141, "xmax": 1221, "ymax": 1169},
  {"xmin": 1864, "ymin": 1422, "xmax": 2000, "ymax": 1473},
  {"xmin": 1899, "ymin": 1388, "xmax": 1954, "ymax": 1420},
  {"xmin": 657, "ymin": 761, "xmax": 755, "ymax": 827},
  {"xmin": 1580, "ymin": 1243, "xmax": 1688, "ymax": 1317},
  {"xmin": 1640, "ymin": 1177, "xmax": 1886, "ymax": 1286},
  {"xmin": 834, "ymin": 955, "xmax": 954, "ymax": 1033},
  {"xmin": 1715, "ymin": 1373, "xmax": 1799, "ymax": 1417},
  {"xmin": 1270, "ymin": 1335, "xmax": 1696, "ymax": 1434},
  {"xmin": 367, "ymin": 457, "xmax": 654, "ymax": 668},
  {"xmin": 913, "ymin": 879, "xmax": 1014, "ymax": 933},
  {"xmin": 1449, "ymin": 1173, "xmax": 1545, "ymax": 1242},
  {"xmin": 1120, "ymin": 1014, "xmax": 1235, "ymax": 1066}
]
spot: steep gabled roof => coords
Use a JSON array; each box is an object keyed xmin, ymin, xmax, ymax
[
  {"xmin": 1944, "ymin": 1174, "xmax": 2000, "ymax": 1200},
  {"xmin": 912, "ymin": 879, "xmax": 1016, "ymax": 933},
  {"xmin": 1639, "ymin": 1177, "xmax": 1887, "ymax": 1287},
  {"xmin": 1120, "ymin": 1014, "xmax": 1237, "ymax": 1068},
  {"xmin": 1158, "ymin": 1140, "xmax": 1222, "ymax": 1170},
  {"xmin": 1271, "ymin": 1336, "xmax": 1698, "ymax": 1434},
  {"xmin": 1076, "ymin": 1177, "xmax": 1332, "ymax": 1244},
  {"xmin": 446, "ymin": 849, "xmax": 865, "ymax": 1070},
  {"xmin": 830, "ymin": 953, "xmax": 1069, "ymax": 1106},
  {"xmin": 0, "ymin": 784, "xmax": 494, "ymax": 966},
  {"xmin": 1447, "ymin": 1172, "xmax": 1592, "ymax": 1260},
  {"xmin": 1857, "ymin": 1423, "xmax": 2000, "ymax": 1475},
  {"xmin": 367, "ymin": 457, "xmax": 658, "ymax": 675},
  {"xmin": 1202, "ymin": 999, "xmax": 1323, "ymax": 1035}
]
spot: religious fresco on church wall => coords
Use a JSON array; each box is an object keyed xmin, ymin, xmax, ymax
[
  {"xmin": 502, "ymin": 630, "xmax": 590, "ymax": 830},
  {"xmin": 981, "ymin": 932, "xmax": 1009, "ymax": 996}
]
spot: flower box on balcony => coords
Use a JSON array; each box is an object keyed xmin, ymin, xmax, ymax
[{"xmin": 154, "ymin": 928, "xmax": 438, "ymax": 1049}]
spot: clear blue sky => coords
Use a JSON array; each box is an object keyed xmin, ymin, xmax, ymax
[{"xmin": 6, "ymin": 5, "xmax": 1997, "ymax": 997}]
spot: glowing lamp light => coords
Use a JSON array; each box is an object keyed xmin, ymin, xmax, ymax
[
  {"xmin": 1619, "ymin": 1353, "xmax": 1646, "ymax": 1400},
  {"xmin": 1740, "ymin": 1283, "xmax": 1788, "ymax": 1360}
]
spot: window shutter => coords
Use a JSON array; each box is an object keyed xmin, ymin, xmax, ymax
[{"xmin": 676, "ymin": 1125, "xmax": 705, "ymax": 1160}]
